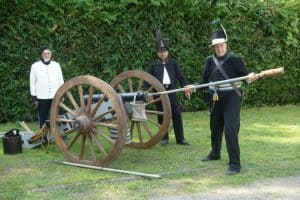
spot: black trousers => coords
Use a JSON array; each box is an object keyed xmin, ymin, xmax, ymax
[
  {"xmin": 209, "ymin": 90, "xmax": 241, "ymax": 170},
  {"xmin": 38, "ymin": 99, "xmax": 52, "ymax": 128},
  {"xmin": 157, "ymin": 94, "xmax": 185, "ymax": 142}
]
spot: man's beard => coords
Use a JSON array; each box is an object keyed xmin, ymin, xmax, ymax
[
  {"xmin": 43, "ymin": 58, "xmax": 51, "ymax": 62},
  {"xmin": 41, "ymin": 57, "xmax": 51, "ymax": 65}
]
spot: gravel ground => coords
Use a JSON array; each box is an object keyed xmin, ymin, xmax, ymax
[{"xmin": 151, "ymin": 175, "xmax": 300, "ymax": 200}]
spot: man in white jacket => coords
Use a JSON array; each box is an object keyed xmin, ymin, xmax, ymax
[{"xmin": 30, "ymin": 46, "xmax": 64, "ymax": 128}]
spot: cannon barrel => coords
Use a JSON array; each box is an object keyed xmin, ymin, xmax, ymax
[
  {"xmin": 119, "ymin": 92, "xmax": 150, "ymax": 102},
  {"xmin": 84, "ymin": 92, "xmax": 150, "ymax": 103}
]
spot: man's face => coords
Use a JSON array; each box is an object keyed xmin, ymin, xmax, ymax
[
  {"xmin": 157, "ymin": 49, "xmax": 169, "ymax": 62},
  {"xmin": 41, "ymin": 49, "xmax": 52, "ymax": 62},
  {"xmin": 213, "ymin": 42, "xmax": 227, "ymax": 57}
]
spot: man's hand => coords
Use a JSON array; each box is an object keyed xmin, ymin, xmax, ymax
[
  {"xmin": 247, "ymin": 72, "xmax": 259, "ymax": 83},
  {"xmin": 31, "ymin": 96, "xmax": 39, "ymax": 106},
  {"xmin": 33, "ymin": 100, "xmax": 39, "ymax": 106},
  {"xmin": 184, "ymin": 85, "xmax": 195, "ymax": 100}
]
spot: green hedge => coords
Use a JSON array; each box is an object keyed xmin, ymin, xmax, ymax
[{"xmin": 0, "ymin": 0, "xmax": 299, "ymax": 121}]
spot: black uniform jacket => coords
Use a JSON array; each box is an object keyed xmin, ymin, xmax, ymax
[
  {"xmin": 201, "ymin": 52, "xmax": 249, "ymax": 84},
  {"xmin": 147, "ymin": 58, "xmax": 188, "ymax": 103},
  {"xmin": 147, "ymin": 58, "xmax": 188, "ymax": 90}
]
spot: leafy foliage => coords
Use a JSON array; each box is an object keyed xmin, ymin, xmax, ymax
[{"xmin": 0, "ymin": 0, "xmax": 299, "ymax": 121}]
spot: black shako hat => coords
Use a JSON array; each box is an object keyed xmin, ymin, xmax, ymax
[
  {"xmin": 40, "ymin": 45, "xmax": 50, "ymax": 54},
  {"xmin": 211, "ymin": 18, "xmax": 228, "ymax": 46},
  {"xmin": 155, "ymin": 27, "xmax": 169, "ymax": 52}
]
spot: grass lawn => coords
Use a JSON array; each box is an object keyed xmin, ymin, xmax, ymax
[{"xmin": 0, "ymin": 105, "xmax": 299, "ymax": 200}]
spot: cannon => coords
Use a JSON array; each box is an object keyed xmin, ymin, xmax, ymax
[{"xmin": 49, "ymin": 70, "xmax": 171, "ymax": 167}]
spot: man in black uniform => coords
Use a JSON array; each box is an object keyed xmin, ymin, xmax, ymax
[
  {"xmin": 200, "ymin": 19, "xmax": 257, "ymax": 175},
  {"xmin": 147, "ymin": 28, "xmax": 191, "ymax": 146}
]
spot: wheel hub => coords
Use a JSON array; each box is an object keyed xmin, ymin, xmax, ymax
[{"xmin": 74, "ymin": 115, "xmax": 93, "ymax": 134}]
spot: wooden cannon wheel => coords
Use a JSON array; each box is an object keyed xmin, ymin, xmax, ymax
[
  {"xmin": 110, "ymin": 70, "xmax": 171, "ymax": 149},
  {"xmin": 50, "ymin": 75, "xmax": 128, "ymax": 166}
]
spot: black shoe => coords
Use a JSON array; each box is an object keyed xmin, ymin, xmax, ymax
[
  {"xmin": 201, "ymin": 156, "xmax": 220, "ymax": 162},
  {"xmin": 226, "ymin": 169, "xmax": 240, "ymax": 175},
  {"xmin": 161, "ymin": 139, "xmax": 169, "ymax": 146},
  {"xmin": 42, "ymin": 136, "xmax": 48, "ymax": 144},
  {"xmin": 176, "ymin": 139, "xmax": 190, "ymax": 145}
]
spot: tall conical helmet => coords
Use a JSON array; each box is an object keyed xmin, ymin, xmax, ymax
[
  {"xmin": 155, "ymin": 27, "xmax": 169, "ymax": 52},
  {"xmin": 211, "ymin": 18, "xmax": 227, "ymax": 46}
]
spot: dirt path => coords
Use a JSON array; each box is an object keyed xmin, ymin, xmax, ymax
[{"xmin": 151, "ymin": 175, "xmax": 300, "ymax": 200}]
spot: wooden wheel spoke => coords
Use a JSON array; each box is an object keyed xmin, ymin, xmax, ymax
[
  {"xmin": 117, "ymin": 84, "xmax": 125, "ymax": 93},
  {"xmin": 90, "ymin": 131, "xmax": 108, "ymax": 156},
  {"xmin": 56, "ymin": 118, "xmax": 75, "ymax": 123},
  {"xmin": 66, "ymin": 91, "xmax": 79, "ymax": 110},
  {"xmin": 87, "ymin": 134, "xmax": 97, "ymax": 162},
  {"xmin": 148, "ymin": 97, "xmax": 161, "ymax": 104},
  {"xmin": 90, "ymin": 95, "xmax": 106, "ymax": 117},
  {"xmin": 63, "ymin": 127, "xmax": 75, "ymax": 136},
  {"xmin": 111, "ymin": 119, "xmax": 118, "ymax": 124},
  {"xmin": 145, "ymin": 109, "xmax": 164, "ymax": 115},
  {"xmin": 94, "ymin": 108, "xmax": 115, "ymax": 121},
  {"xmin": 97, "ymin": 128, "xmax": 115, "ymax": 144},
  {"xmin": 128, "ymin": 78, "xmax": 133, "ymax": 92},
  {"xmin": 147, "ymin": 118, "xmax": 161, "ymax": 128},
  {"xmin": 95, "ymin": 122, "xmax": 118, "ymax": 129},
  {"xmin": 59, "ymin": 102, "xmax": 77, "ymax": 117},
  {"xmin": 141, "ymin": 121, "xmax": 154, "ymax": 138},
  {"xmin": 67, "ymin": 132, "xmax": 81, "ymax": 150},
  {"xmin": 147, "ymin": 85, "xmax": 154, "ymax": 92},
  {"xmin": 78, "ymin": 85, "xmax": 85, "ymax": 110},
  {"xmin": 86, "ymin": 86, "xmax": 95, "ymax": 113},
  {"xmin": 137, "ymin": 79, "xmax": 144, "ymax": 91},
  {"xmin": 78, "ymin": 134, "xmax": 86, "ymax": 159},
  {"xmin": 136, "ymin": 122, "xmax": 143, "ymax": 143}
]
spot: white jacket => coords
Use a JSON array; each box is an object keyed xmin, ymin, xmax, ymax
[{"xmin": 30, "ymin": 60, "xmax": 64, "ymax": 99}]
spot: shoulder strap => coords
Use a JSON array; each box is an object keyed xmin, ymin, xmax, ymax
[{"xmin": 212, "ymin": 54, "xmax": 241, "ymax": 96}]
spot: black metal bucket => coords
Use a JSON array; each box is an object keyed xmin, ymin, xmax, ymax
[{"xmin": 2, "ymin": 129, "xmax": 22, "ymax": 154}]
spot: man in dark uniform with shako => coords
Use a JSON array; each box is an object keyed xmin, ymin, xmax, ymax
[
  {"xmin": 200, "ymin": 19, "xmax": 257, "ymax": 175},
  {"xmin": 147, "ymin": 28, "xmax": 191, "ymax": 146}
]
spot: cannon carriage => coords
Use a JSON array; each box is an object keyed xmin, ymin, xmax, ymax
[{"xmin": 49, "ymin": 70, "xmax": 172, "ymax": 167}]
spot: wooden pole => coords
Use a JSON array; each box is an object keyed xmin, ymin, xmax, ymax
[
  {"xmin": 18, "ymin": 121, "xmax": 34, "ymax": 134},
  {"xmin": 59, "ymin": 161, "xmax": 162, "ymax": 179},
  {"xmin": 149, "ymin": 67, "xmax": 284, "ymax": 96}
]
